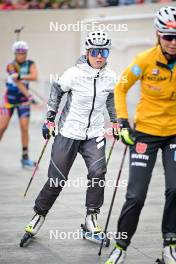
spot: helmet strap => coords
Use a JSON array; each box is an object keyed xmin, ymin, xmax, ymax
[
  {"xmin": 162, "ymin": 49, "xmax": 176, "ymax": 62},
  {"xmin": 159, "ymin": 40, "xmax": 176, "ymax": 62}
]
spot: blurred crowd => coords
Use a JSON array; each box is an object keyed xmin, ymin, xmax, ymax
[{"xmin": 0, "ymin": 0, "xmax": 174, "ymax": 10}]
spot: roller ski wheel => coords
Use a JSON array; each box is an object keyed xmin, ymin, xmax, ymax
[
  {"xmin": 20, "ymin": 232, "xmax": 33, "ymax": 247},
  {"xmin": 156, "ymin": 258, "xmax": 165, "ymax": 264},
  {"xmin": 80, "ymin": 224, "xmax": 110, "ymax": 247}
]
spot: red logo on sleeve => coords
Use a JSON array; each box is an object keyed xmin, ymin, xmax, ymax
[{"xmin": 136, "ymin": 142, "xmax": 148, "ymax": 154}]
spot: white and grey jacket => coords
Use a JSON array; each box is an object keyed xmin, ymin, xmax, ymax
[{"xmin": 48, "ymin": 56, "xmax": 117, "ymax": 140}]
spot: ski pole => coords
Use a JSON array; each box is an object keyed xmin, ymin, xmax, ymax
[
  {"xmin": 98, "ymin": 145, "xmax": 128, "ymax": 256},
  {"xmin": 14, "ymin": 26, "xmax": 24, "ymax": 41},
  {"xmin": 106, "ymin": 137, "xmax": 116, "ymax": 166},
  {"xmin": 30, "ymin": 87, "xmax": 47, "ymax": 104},
  {"xmin": 23, "ymin": 139, "xmax": 50, "ymax": 198}
]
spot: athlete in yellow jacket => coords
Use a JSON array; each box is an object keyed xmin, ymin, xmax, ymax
[
  {"xmin": 106, "ymin": 6, "xmax": 176, "ymax": 264},
  {"xmin": 116, "ymin": 44, "xmax": 176, "ymax": 137}
]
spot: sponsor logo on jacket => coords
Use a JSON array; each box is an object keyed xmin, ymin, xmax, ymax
[
  {"xmin": 151, "ymin": 68, "xmax": 160, "ymax": 75},
  {"xmin": 146, "ymin": 75, "xmax": 167, "ymax": 81}
]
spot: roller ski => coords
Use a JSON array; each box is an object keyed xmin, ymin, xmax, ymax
[
  {"xmin": 20, "ymin": 213, "xmax": 45, "ymax": 247},
  {"xmin": 21, "ymin": 157, "xmax": 36, "ymax": 169},
  {"xmin": 156, "ymin": 244, "xmax": 176, "ymax": 264},
  {"xmin": 156, "ymin": 259, "xmax": 165, "ymax": 264},
  {"xmin": 105, "ymin": 244, "xmax": 126, "ymax": 264},
  {"xmin": 20, "ymin": 232, "xmax": 33, "ymax": 247},
  {"xmin": 81, "ymin": 213, "xmax": 110, "ymax": 247}
]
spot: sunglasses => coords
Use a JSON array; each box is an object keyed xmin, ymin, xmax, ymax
[
  {"xmin": 160, "ymin": 34, "xmax": 176, "ymax": 42},
  {"xmin": 15, "ymin": 49, "xmax": 28, "ymax": 54},
  {"xmin": 89, "ymin": 48, "xmax": 109, "ymax": 58}
]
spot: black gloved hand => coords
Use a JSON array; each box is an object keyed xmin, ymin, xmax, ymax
[
  {"xmin": 42, "ymin": 110, "xmax": 56, "ymax": 140},
  {"xmin": 118, "ymin": 118, "xmax": 135, "ymax": 145}
]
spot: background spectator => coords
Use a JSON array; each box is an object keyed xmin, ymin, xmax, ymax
[
  {"xmin": 15, "ymin": 0, "xmax": 29, "ymax": 9},
  {"xmin": 38, "ymin": 0, "xmax": 51, "ymax": 9},
  {"xmin": 0, "ymin": 0, "xmax": 174, "ymax": 10},
  {"xmin": 28, "ymin": 0, "xmax": 39, "ymax": 9},
  {"xmin": 0, "ymin": 0, "xmax": 15, "ymax": 10}
]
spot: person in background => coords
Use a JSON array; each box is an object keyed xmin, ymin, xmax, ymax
[{"xmin": 0, "ymin": 41, "xmax": 38, "ymax": 168}]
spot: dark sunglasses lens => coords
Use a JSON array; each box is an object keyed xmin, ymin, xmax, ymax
[
  {"xmin": 90, "ymin": 49, "xmax": 99, "ymax": 57},
  {"xmin": 90, "ymin": 48, "xmax": 109, "ymax": 58},
  {"xmin": 100, "ymin": 49, "xmax": 109, "ymax": 58},
  {"xmin": 162, "ymin": 35, "xmax": 176, "ymax": 41}
]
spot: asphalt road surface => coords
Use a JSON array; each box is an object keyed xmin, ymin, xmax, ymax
[{"xmin": 0, "ymin": 109, "xmax": 165, "ymax": 264}]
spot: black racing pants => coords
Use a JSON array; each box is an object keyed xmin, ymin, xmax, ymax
[
  {"xmin": 34, "ymin": 133, "xmax": 107, "ymax": 216},
  {"xmin": 116, "ymin": 131, "xmax": 176, "ymax": 249}
]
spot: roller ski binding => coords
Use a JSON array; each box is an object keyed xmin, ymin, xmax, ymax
[
  {"xmin": 20, "ymin": 213, "xmax": 45, "ymax": 247},
  {"xmin": 81, "ymin": 213, "xmax": 110, "ymax": 247},
  {"xmin": 156, "ymin": 244, "xmax": 176, "ymax": 264},
  {"xmin": 105, "ymin": 244, "xmax": 126, "ymax": 264},
  {"xmin": 156, "ymin": 259, "xmax": 165, "ymax": 264}
]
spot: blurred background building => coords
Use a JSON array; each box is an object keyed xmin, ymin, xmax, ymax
[
  {"xmin": 0, "ymin": 0, "xmax": 174, "ymax": 10},
  {"xmin": 0, "ymin": 1, "xmax": 175, "ymax": 120}
]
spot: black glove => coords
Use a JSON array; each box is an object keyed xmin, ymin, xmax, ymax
[
  {"xmin": 118, "ymin": 118, "xmax": 135, "ymax": 145},
  {"xmin": 42, "ymin": 110, "xmax": 56, "ymax": 140}
]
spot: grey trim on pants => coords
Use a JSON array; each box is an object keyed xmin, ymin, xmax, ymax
[{"xmin": 35, "ymin": 133, "xmax": 107, "ymax": 216}]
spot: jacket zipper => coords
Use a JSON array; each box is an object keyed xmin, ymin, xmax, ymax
[
  {"xmin": 169, "ymin": 69, "xmax": 176, "ymax": 99},
  {"xmin": 156, "ymin": 61, "xmax": 176, "ymax": 99},
  {"xmin": 156, "ymin": 61, "xmax": 173, "ymax": 82},
  {"xmin": 169, "ymin": 69, "xmax": 173, "ymax": 82},
  {"xmin": 85, "ymin": 72, "xmax": 99, "ymax": 140}
]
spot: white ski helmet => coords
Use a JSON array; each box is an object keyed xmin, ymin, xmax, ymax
[
  {"xmin": 85, "ymin": 31, "xmax": 111, "ymax": 50},
  {"xmin": 154, "ymin": 6, "xmax": 176, "ymax": 34},
  {"xmin": 12, "ymin": 41, "xmax": 29, "ymax": 53}
]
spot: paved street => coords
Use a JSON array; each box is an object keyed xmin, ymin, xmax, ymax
[{"xmin": 0, "ymin": 109, "xmax": 165, "ymax": 264}]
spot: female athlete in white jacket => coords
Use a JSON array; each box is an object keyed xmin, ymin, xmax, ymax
[{"xmin": 22, "ymin": 31, "xmax": 118, "ymax": 245}]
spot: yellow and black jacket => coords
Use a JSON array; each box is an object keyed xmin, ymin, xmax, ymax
[{"xmin": 115, "ymin": 45, "xmax": 176, "ymax": 136}]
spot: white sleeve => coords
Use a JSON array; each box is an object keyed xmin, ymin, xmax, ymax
[{"xmin": 57, "ymin": 67, "xmax": 75, "ymax": 92}]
